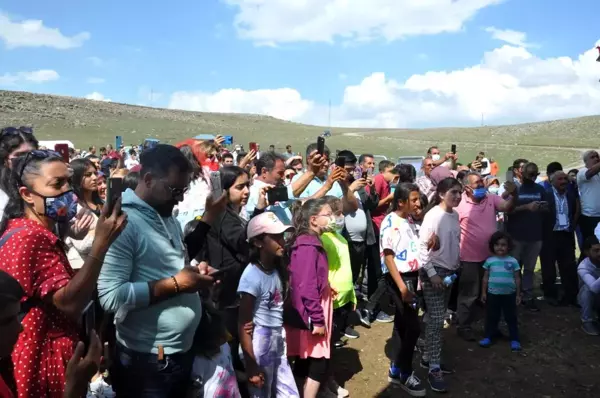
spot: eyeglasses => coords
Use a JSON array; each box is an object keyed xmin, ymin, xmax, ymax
[
  {"xmin": 164, "ymin": 183, "xmax": 190, "ymax": 198},
  {"xmin": 15, "ymin": 150, "xmax": 62, "ymax": 185},
  {"xmin": 1, "ymin": 126, "xmax": 34, "ymax": 138}
]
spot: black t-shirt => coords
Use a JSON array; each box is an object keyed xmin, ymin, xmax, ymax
[{"xmin": 506, "ymin": 182, "xmax": 546, "ymax": 242}]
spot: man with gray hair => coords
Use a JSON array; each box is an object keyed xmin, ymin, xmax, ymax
[
  {"xmin": 577, "ymin": 150, "xmax": 600, "ymax": 248},
  {"xmin": 540, "ymin": 170, "xmax": 579, "ymax": 307},
  {"xmin": 455, "ymin": 171, "xmax": 517, "ymax": 340}
]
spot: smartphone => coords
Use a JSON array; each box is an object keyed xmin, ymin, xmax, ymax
[
  {"xmin": 106, "ymin": 177, "xmax": 123, "ymax": 214},
  {"xmin": 249, "ymin": 142, "xmax": 258, "ymax": 153},
  {"xmin": 209, "ymin": 264, "xmax": 239, "ymax": 279},
  {"xmin": 362, "ymin": 171, "xmax": 368, "ymax": 179},
  {"xmin": 115, "ymin": 135, "xmax": 123, "ymax": 149},
  {"xmin": 480, "ymin": 161, "xmax": 489, "ymax": 169},
  {"xmin": 451, "ymin": 144, "xmax": 456, "ymax": 154},
  {"xmin": 505, "ymin": 169, "xmax": 514, "ymax": 183},
  {"xmin": 224, "ymin": 135, "xmax": 233, "ymax": 145},
  {"xmin": 268, "ymin": 186, "xmax": 290, "ymax": 204},
  {"xmin": 317, "ymin": 136, "xmax": 325, "ymax": 156},
  {"xmin": 209, "ymin": 171, "xmax": 223, "ymax": 199},
  {"xmin": 55, "ymin": 144, "xmax": 70, "ymax": 163},
  {"xmin": 80, "ymin": 300, "xmax": 95, "ymax": 353},
  {"xmin": 335, "ymin": 156, "xmax": 346, "ymax": 168}
]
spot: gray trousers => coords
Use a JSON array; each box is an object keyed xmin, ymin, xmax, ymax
[
  {"xmin": 457, "ymin": 261, "xmax": 485, "ymax": 330},
  {"xmin": 511, "ymin": 240, "xmax": 543, "ymax": 301}
]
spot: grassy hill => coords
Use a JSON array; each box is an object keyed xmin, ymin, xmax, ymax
[{"xmin": 1, "ymin": 89, "xmax": 598, "ymax": 172}]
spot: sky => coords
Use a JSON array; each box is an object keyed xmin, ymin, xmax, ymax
[{"xmin": 1, "ymin": 0, "xmax": 599, "ymax": 128}]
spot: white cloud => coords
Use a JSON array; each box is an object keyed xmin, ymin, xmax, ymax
[
  {"xmin": 0, "ymin": 69, "xmax": 59, "ymax": 85},
  {"xmin": 485, "ymin": 26, "xmax": 532, "ymax": 47},
  {"xmin": 87, "ymin": 77, "xmax": 105, "ymax": 84},
  {"xmin": 169, "ymin": 88, "xmax": 314, "ymax": 122},
  {"xmin": 85, "ymin": 92, "xmax": 111, "ymax": 102},
  {"xmin": 223, "ymin": 0, "xmax": 503, "ymax": 45},
  {"xmin": 168, "ymin": 43, "xmax": 600, "ymax": 128},
  {"xmin": 0, "ymin": 12, "xmax": 89, "ymax": 49}
]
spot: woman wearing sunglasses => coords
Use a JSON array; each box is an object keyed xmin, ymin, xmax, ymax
[{"xmin": 0, "ymin": 150, "xmax": 127, "ymax": 398}]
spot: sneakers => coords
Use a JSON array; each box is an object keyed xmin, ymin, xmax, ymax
[
  {"xmin": 582, "ymin": 321, "xmax": 600, "ymax": 336},
  {"xmin": 388, "ymin": 369, "xmax": 426, "ymax": 397},
  {"xmin": 510, "ymin": 341, "xmax": 522, "ymax": 352},
  {"xmin": 357, "ymin": 309, "xmax": 372, "ymax": 328},
  {"xmin": 327, "ymin": 379, "xmax": 349, "ymax": 398},
  {"xmin": 374, "ymin": 312, "xmax": 394, "ymax": 323},
  {"xmin": 344, "ymin": 327, "xmax": 360, "ymax": 339},
  {"xmin": 420, "ymin": 360, "xmax": 455, "ymax": 375},
  {"xmin": 479, "ymin": 337, "xmax": 492, "ymax": 348},
  {"xmin": 523, "ymin": 299, "xmax": 540, "ymax": 312},
  {"xmin": 457, "ymin": 328, "xmax": 476, "ymax": 342},
  {"xmin": 427, "ymin": 368, "xmax": 447, "ymax": 393}
]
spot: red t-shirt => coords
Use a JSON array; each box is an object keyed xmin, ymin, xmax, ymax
[{"xmin": 371, "ymin": 174, "xmax": 390, "ymax": 231}]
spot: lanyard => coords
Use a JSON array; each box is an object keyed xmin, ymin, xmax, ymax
[{"xmin": 553, "ymin": 189, "xmax": 567, "ymax": 215}]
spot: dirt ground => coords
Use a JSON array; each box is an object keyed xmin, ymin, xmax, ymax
[{"xmin": 333, "ymin": 301, "xmax": 600, "ymax": 398}]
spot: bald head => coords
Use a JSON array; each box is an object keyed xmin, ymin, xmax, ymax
[{"xmin": 551, "ymin": 170, "xmax": 569, "ymax": 192}]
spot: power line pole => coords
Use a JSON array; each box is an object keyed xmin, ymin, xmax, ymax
[{"xmin": 328, "ymin": 99, "xmax": 331, "ymax": 128}]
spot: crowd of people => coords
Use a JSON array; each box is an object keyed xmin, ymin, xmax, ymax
[{"xmin": 0, "ymin": 125, "xmax": 599, "ymax": 398}]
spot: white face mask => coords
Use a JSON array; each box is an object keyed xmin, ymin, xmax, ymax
[
  {"xmin": 431, "ymin": 154, "xmax": 441, "ymax": 161},
  {"xmin": 488, "ymin": 186, "xmax": 500, "ymax": 195}
]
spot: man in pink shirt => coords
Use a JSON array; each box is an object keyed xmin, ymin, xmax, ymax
[{"xmin": 455, "ymin": 172, "xmax": 518, "ymax": 341}]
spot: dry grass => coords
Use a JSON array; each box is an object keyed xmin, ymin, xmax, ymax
[{"xmin": 1, "ymin": 89, "xmax": 598, "ymax": 170}]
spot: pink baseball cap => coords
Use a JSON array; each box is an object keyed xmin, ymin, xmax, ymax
[{"xmin": 247, "ymin": 212, "xmax": 294, "ymax": 240}]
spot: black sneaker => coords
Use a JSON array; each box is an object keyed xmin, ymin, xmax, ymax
[
  {"xmin": 428, "ymin": 368, "xmax": 447, "ymax": 393},
  {"xmin": 524, "ymin": 299, "xmax": 540, "ymax": 312},
  {"xmin": 388, "ymin": 371, "xmax": 426, "ymax": 397},
  {"xmin": 334, "ymin": 340, "xmax": 347, "ymax": 349},
  {"xmin": 420, "ymin": 360, "xmax": 455, "ymax": 374},
  {"xmin": 344, "ymin": 327, "xmax": 360, "ymax": 339},
  {"xmin": 357, "ymin": 309, "xmax": 372, "ymax": 329}
]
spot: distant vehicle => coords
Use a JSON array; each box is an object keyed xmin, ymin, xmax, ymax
[
  {"xmin": 321, "ymin": 130, "xmax": 331, "ymax": 138},
  {"xmin": 398, "ymin": 156, "xmax": 425, "ymax": 177},
  {"xmin": 194, "ymin": 134, "xmax": 216, "ymax": 141},
  {"xmin": 142, "ymin": 138, "xmax": 160, "ymax": 150},
  {"xmin": 39, "ymin": 140, "xmax": 75, "ymax": 149}
]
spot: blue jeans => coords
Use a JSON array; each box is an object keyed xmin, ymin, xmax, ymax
[
  {"xmin": 484, "ymin": 293, "xmax": 519, "ymax": 342},
  {"xmin": 112, "ymin": 343, "xmax": 194, "ymax": 398},
  {"xmin": 578, "ymin": 284, "xmax": 600, "ymax": 322}
]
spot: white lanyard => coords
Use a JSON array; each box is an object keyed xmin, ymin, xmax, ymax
[{"xmin": 553, "ymin": 190, "xmax": 567, "ymax": 215}]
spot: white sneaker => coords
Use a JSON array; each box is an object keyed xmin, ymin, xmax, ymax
[
  {"xmin": 327, "ymin": 379, "xmax": 349, "ymax": 397},
  {"xmin": 87, "ymin": 376, "xmax": 116, "ymax": 398}
]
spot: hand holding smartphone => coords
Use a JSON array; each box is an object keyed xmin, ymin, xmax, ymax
[
  {"xmin": 267, "ymin": 186, "xmax": 289, "ymax": 204},
  {"xmin": 55, "ymin": 144, "xmax": 70, "ymax": 163},
  {"xmin": 317, "ymin": 137, "xmax": 325, "ymax": 156},
  {"xmin": 106, "ymin": 178, "xmax": 123, "ymax": 214}
]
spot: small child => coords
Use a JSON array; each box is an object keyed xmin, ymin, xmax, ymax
[
  {"xmin": 479, "ymin": 231, "xmax": 522, "ymax": 352},
  {"xmin": 237, "ymin": 212, "xmax": 300, "ymax": 398},
  {"xmin": 188, "ymin": 305, "xmax": 241, "ymax": 398}
]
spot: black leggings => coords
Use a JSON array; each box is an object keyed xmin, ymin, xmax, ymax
[
  {"xmin": 293, "ymin": 357, "xmax": 330, "ymax": 383},
  {"xmin": 385, "ymin": 273, "xmax": 421, "ymax": 373}
]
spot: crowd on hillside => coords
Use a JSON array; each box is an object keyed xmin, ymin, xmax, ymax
[{"xmin": 0, "ymin": 126, "xmax": 600, "ymax": 398}]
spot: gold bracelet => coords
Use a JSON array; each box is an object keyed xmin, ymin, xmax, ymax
[{"xmin": 171, "ymin": 276, "xmax": 180, "ymax": 293}]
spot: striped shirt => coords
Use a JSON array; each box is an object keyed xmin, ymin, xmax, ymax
[{"xmin": 483, "ymin": 255, "xmax": 520, "ymax": 295}]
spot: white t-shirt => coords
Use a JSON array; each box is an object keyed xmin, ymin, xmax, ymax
[
  {"xmin": 0, "ymin": 188, "xmax": 8, "ymax": 220},
  {"xmin": 419, "ymin": 205, "xmax": 461, "ymax": 275},
  {"xmin": 190, "ymin": 344, "xmax": 241, "ymax": 398},
  {"xmin": 237, "ymin": 264, "xmax": 284, "ymax": 328},
  {"xmin": 345, "ymin": 191, "xmax": 367, "ymax": 242},
  {"xmin": 577, "ymin": 168, "xmax": 600, "ymax": 217},
  {"xmin": 379, "ymin": 212, "xmax": 421, "ymax": 274},
  {"xmin": 124, "ymin": 158, "xmax": 139, "ymax": 170}
]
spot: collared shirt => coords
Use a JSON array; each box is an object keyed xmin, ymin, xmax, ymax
[
  {"xmin": 245, "ymin": 179, "xmax": 296, "ymax": 225},
  {"xmin": 552, "ymin": 188, "xmax": 570, "ymax": 231},
  {"xmin": 292, "ymin": 174, "xmax": 343, "ymax": 199},
  {"xmin": 456, "ymin": 193, "xmax": 505, "ymax": 262},
  {"xmin": 417, "ymin": 175, "xmax": 435, "ymax": 201},
  {"xmin": 577, "ymin": 168, "xmax": 600, "ymax": 217}
]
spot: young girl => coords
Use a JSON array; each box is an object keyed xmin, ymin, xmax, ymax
[
  {"xmin": 285, "ymin": 198, "xmax": 334, "ymax": 398},
  {"xmin": 418, "ymin": 177, "xmax": 462, "ymax": 394},
  {"xmin": 189, "ymin": 305, "xmax": 241, "ymax": 398},
  {"xmin": 320, "ymin": 196, "xmax": 354, "ymax": 397},
  {"xmin": 237, "ymin": 212, "xmax": 300, "ymax": 398},
  {"xmin": 479, "ymin": 231, "xmax": 522, "ymax": 352},
  {"xmin": 380, "ymin": 183, "xmax": 426, "ymax": 397}
]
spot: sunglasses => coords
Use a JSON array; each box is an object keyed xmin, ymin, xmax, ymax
[
  {"xmin": 164, "ymin": 183, "xmax": 190, "ymax": 198},
  {"xmin": 1, "ymin": 126, "xmax": 34, "ymax": 137},
  {"xmin": 15, "ymin": 150, "xmax": 62, "ymax": 185}
]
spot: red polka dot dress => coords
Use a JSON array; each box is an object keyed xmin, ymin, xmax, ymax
[{"xmin": 0, "ymin": 218, "xmax": 79, "ymax": 398}]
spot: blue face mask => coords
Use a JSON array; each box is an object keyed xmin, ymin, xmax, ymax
[
  {"xmin": 472, "ymin": 187, "xmax": 487, "ymax": 200},
  {"xmin": 36, "ymin": 190, "xmax": 78, "ymax": 223}
]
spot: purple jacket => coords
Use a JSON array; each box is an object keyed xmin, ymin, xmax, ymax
[{"xmin": 288, "ymin": 234, "xmax": 329, "ymax": 327}]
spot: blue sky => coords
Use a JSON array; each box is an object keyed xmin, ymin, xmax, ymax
[{"xmin": 1, "ymin": 0, "xmax": 599, "ymax": 128}]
